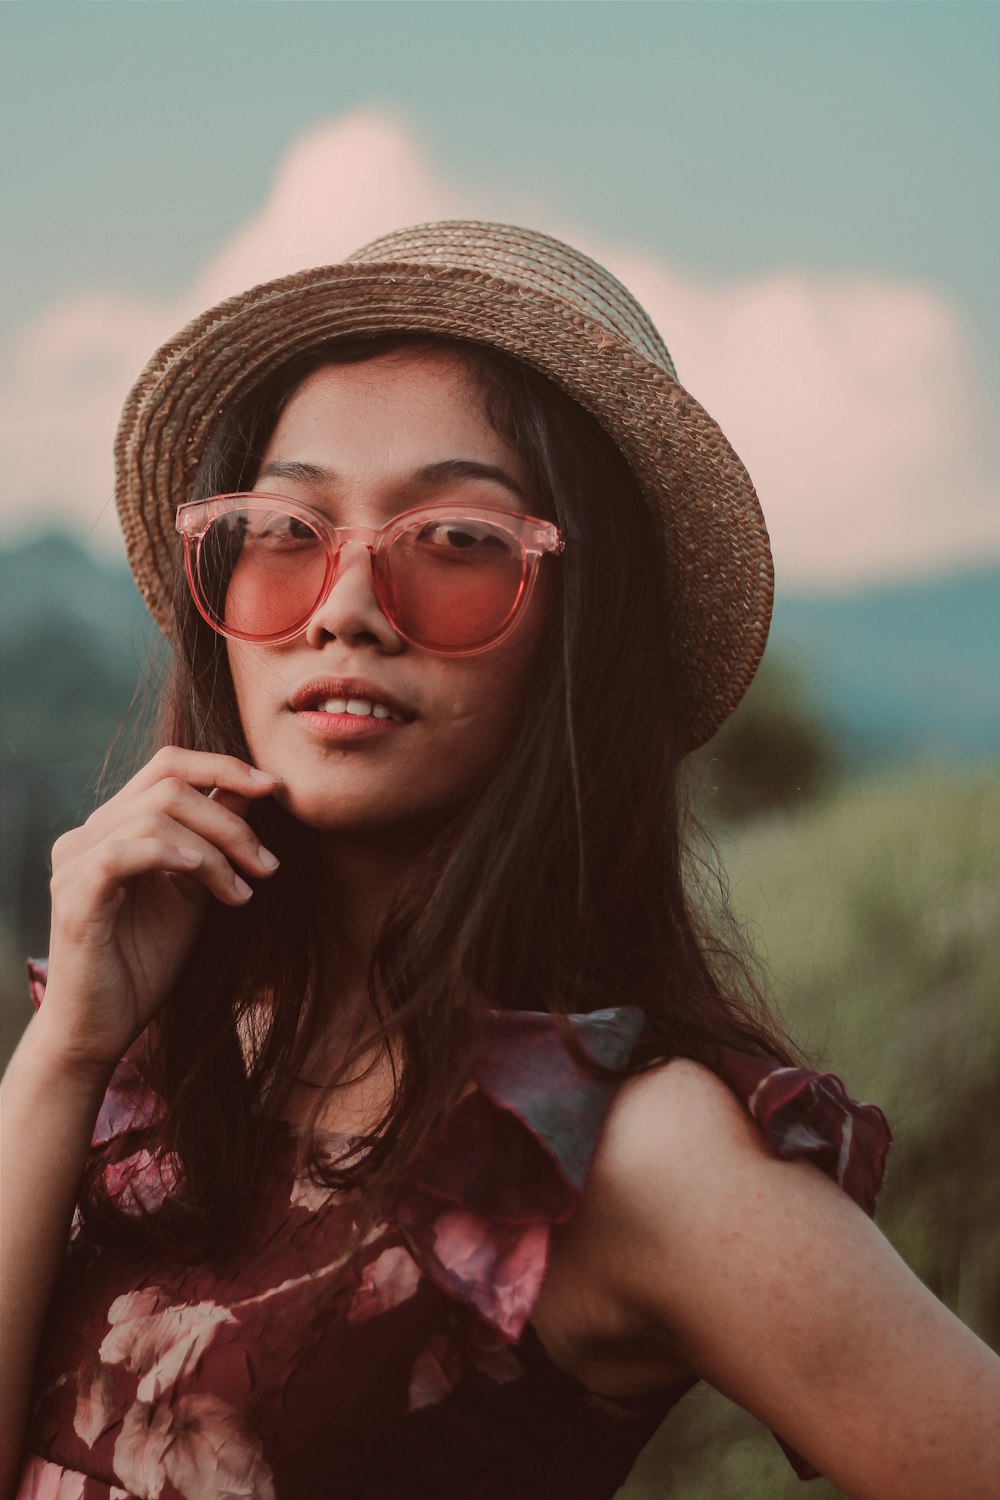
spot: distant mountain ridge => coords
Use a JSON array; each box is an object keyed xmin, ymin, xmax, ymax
[
  {"xmin": 2, "ymin": 532, "xmax": 997, "ymax": 763},
  {"xmin": 771, "ymin": 572, "xmax": 999, "ymax": 759},
  {"xmin": 1, "ymin": 531, "xmax": 155, "ymax": 671}
]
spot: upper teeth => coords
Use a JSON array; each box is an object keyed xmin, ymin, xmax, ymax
[{"xmin": 316, "ymin": 697, "xmax": 403, "ymax": 722}]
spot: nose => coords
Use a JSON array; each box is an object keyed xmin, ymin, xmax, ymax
[{"xmin": 302, "ymin": 539, "xmax": 405, "ymax": 653}]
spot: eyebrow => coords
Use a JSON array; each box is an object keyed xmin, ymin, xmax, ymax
[{"xmin": 255, "ymin": 457, "xmax": 527, "ymax": 503}]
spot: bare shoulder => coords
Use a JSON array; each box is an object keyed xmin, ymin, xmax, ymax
[
  {"xmin": 530, "ymin": 1055, "xmax": 752, "ymax": 1396},
  {"xmin": 538, "ymin": 1053, "xmax": 1000, "ymax": 1497},
  {"xmin": 607, "ymin": 1053, "xmax": 759, "ymax": 1139},
  {"xmin": 587, "ymin": 1055, "xmax": 774, "ymax": 1215},
  {"xmin": 534, "ymin": 1056, "xmax": 776, "ymax": 1383},
  {"xmin": 535, "ymin": 1054, "xmax": 836, "ymax": 1398},
  {"xmin": 571, "ymin": 1051, "xmax": 894, "ymax": 1363}
]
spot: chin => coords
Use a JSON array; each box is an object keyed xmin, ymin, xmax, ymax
[{"xmin": 274, "ymin": 781, "xmax": 453, "ymax": 840}]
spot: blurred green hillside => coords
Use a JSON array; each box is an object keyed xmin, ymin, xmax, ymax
[
  {"xmin": 619, "ymin": 766, "xmax": 1000, "ymax": 1498},
  {"xmin": 770, "ymin": 574, "xmax": 1000, "ymax": 761}
]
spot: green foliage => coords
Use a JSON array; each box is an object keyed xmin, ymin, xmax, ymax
[
  {"xmin": 0, "ymin": 536, "xmax": 161, "ymax": 960},
  {"xmin": 690, "ymin": 654, "xmax": 839, "ymax": 823},
  {"xmin": 624, "ymin": 1385, "xmax": 847, "ymax": 1500},
  {"xmin": 725, "ymin": 769, "xmax": 1000, "ymax": 1345},
  {"xmin": 619, "ymin": 767, "xmax": 1000, "ymax": 1498}
]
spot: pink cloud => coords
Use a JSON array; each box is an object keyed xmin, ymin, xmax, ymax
[
  {"xmin": 597, "ymin": 254, "xmax": 1000, "ymax": 584},
  {"xmin": 1, "ymin": 107, "xmax": 996, "ymax": 587},
  {"xmin": 194, "ymin": 109, "xmax": 471, "ymax": 306},
  {"xmin": 2, "ymin": 293, "xmax": 182, "ymax": 548}
]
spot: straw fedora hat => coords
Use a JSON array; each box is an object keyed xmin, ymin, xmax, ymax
[{"xmin": 114, "ymin": 220, "xmax": 772, "ymax": 751}]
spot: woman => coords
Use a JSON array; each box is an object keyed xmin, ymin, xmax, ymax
[{"xmin": 2, "ymin": 222, "xmax": 997, "ymax": 1500}]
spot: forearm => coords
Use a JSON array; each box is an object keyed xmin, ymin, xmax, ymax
[{"xmin": 0, "ymin": 1014, "xmax": 110, "ymax": 1499}]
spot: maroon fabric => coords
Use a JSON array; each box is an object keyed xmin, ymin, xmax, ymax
[{"xmin": 18, "ymin": 960, "xmax": 891, "ymax": 1498}]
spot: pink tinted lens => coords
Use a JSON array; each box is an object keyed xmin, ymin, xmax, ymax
[
  {"xmin": 199, "ymin": 505, "xmax": 329, "ymax": 638},
  {"xmin": 384, "ymin": 515, "xmax": 526, "ymax": 649}
]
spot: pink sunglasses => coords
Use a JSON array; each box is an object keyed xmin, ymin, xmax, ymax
[{"xmin": 175, "ymin": 493, "xmax": 565, "ymax": 655}]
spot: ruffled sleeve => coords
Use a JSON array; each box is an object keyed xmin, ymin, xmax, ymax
[
  {"xmin": 388, "ymin": 1006, "xmax": 645, "ymax": 1340},
  {"xmin": 703, "ymin": 1044, "xmax": 891, "ymax": 1218},
  {"xmin": 388, "ymin": 1005, "xmax": 892, "ymax": 1482}
]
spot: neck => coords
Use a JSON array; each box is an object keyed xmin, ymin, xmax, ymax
[
  {"xmin": 301, "ymin": 818, "xmax": 441, "ymax": 1051},
  {"xmin": 317, "ymin": 820, "xmax": 430, "ymax": 959}
]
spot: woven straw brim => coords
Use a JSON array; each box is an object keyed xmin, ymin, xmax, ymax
[{"xmin": 114, "ymin": 261, "xmax": 772, "ymax": 752}]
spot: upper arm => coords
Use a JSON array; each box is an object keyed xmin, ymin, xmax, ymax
[{"xmin": 582, "ymin": 1059, "xmax": 1000, "ymax": 1500}]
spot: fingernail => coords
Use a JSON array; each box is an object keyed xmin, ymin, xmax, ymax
[
  {"xmin": 233, "ymin": 875, "xmax": 253, "ymax": 900},
  {"xmin": 249, "ymin": 768, "xmax": 279, "ymax": 784},
  {"xmin": 179, "ymin": 849, "xmax": 203, "ymax": 867},
  {"xmin": 258, "ymin": 846, "xmax": 280, "ymax": 870}
]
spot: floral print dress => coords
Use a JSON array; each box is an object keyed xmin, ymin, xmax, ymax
[{"xmin": 17, "ymin": 960, "xmax": 891, "ymax": 1500}]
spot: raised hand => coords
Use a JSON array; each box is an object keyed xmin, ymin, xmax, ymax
[{"xmin": 35, "ymin": 746, "xmax": 281, "ymax": 1079}]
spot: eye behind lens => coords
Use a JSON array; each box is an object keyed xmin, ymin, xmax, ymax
[{"xmin": 207, "ymin": 508, "xmax": 330, "ymax": 640}]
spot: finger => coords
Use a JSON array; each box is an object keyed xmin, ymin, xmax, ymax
[
  {"xmin": 142, "ymin": 822, "xmax": 258, "ymax": 906},
  {"xmin": 75, "ymin": 783, "xmax": 277, "ymax": 882},
  {"xmin": 91, "ymin": 802, "xmax": 263, "ymax": 898},
  {"xmin": 148, "ymin": 785, "xmax": 278, "ymax": 878},
  {"xmin": 73, "ymin": 826, "xmax": 256, "ymax": 916},
  {"xmin": 104, "ymin": 747, "xmax": 280, "ymax": 812},
  {"xmin": 206, "ymin": 785, "xmax": 250, "ymax": 819},
  {"xmin": 82, "ymin": 751, "xmax": 279, "ymax": 849},
  {"xmin": 53, "ymin": 838, "xmax": 210, "ymax": 929}
]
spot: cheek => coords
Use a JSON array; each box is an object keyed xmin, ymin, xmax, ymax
[
  {"xmin": 225, "ymin": 645, "xmax": 281, "ymax": 744},
  {"xmin": 448, "ymin": 617, "xmax": 553, "ymax": 751},
  {"xmin": 226, "ymin": 646, "xmax": 252, "ymax": 721}
]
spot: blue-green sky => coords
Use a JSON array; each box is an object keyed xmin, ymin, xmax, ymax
[
  {"xmin": 5, "ymin": 2, "xmax": 997, "ymax": 341},
  {"xmin": 2, "ymin": 1, "xmax": 997, "ymax": 585}
]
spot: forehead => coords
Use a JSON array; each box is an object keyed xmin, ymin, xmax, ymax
[
  {"xmin": 265, "ymin": 350, "xmax": 508, "ymax": 460},
  {"xmin": 255, "ymin": 350, "xmax": 533, "ymax": 517}
]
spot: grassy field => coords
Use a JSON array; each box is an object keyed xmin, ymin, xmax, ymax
[{"xmin": 620, "ymin": 764, "xmax": 1000, "ymax": 1497}]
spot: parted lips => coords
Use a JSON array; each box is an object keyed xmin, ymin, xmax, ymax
[{"xmin": 114, "ymin": 219, "xmax": 773, "ymax": 752}]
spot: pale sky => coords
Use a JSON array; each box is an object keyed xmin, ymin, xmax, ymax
[{"xmin": 2, "ymin": 1, "xmax": 997, "ymax": 591}]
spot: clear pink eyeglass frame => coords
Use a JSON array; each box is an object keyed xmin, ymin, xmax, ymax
[{"xmin": 174, "ymin": 492, "xmax": 565, "ymax": 656}]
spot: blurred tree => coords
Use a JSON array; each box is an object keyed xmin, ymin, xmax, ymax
[
  {"xmin": 0, "ymin": 535, "xmax": 159, "ymax": 976},
  {"xmin": 690, "ymin": 652, "xmax": 839, "ymax": 822}
]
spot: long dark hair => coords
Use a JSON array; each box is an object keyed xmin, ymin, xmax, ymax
[{"xmin": 81, "ymin": 333, "xmax": 799, "ymax": 1260}]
